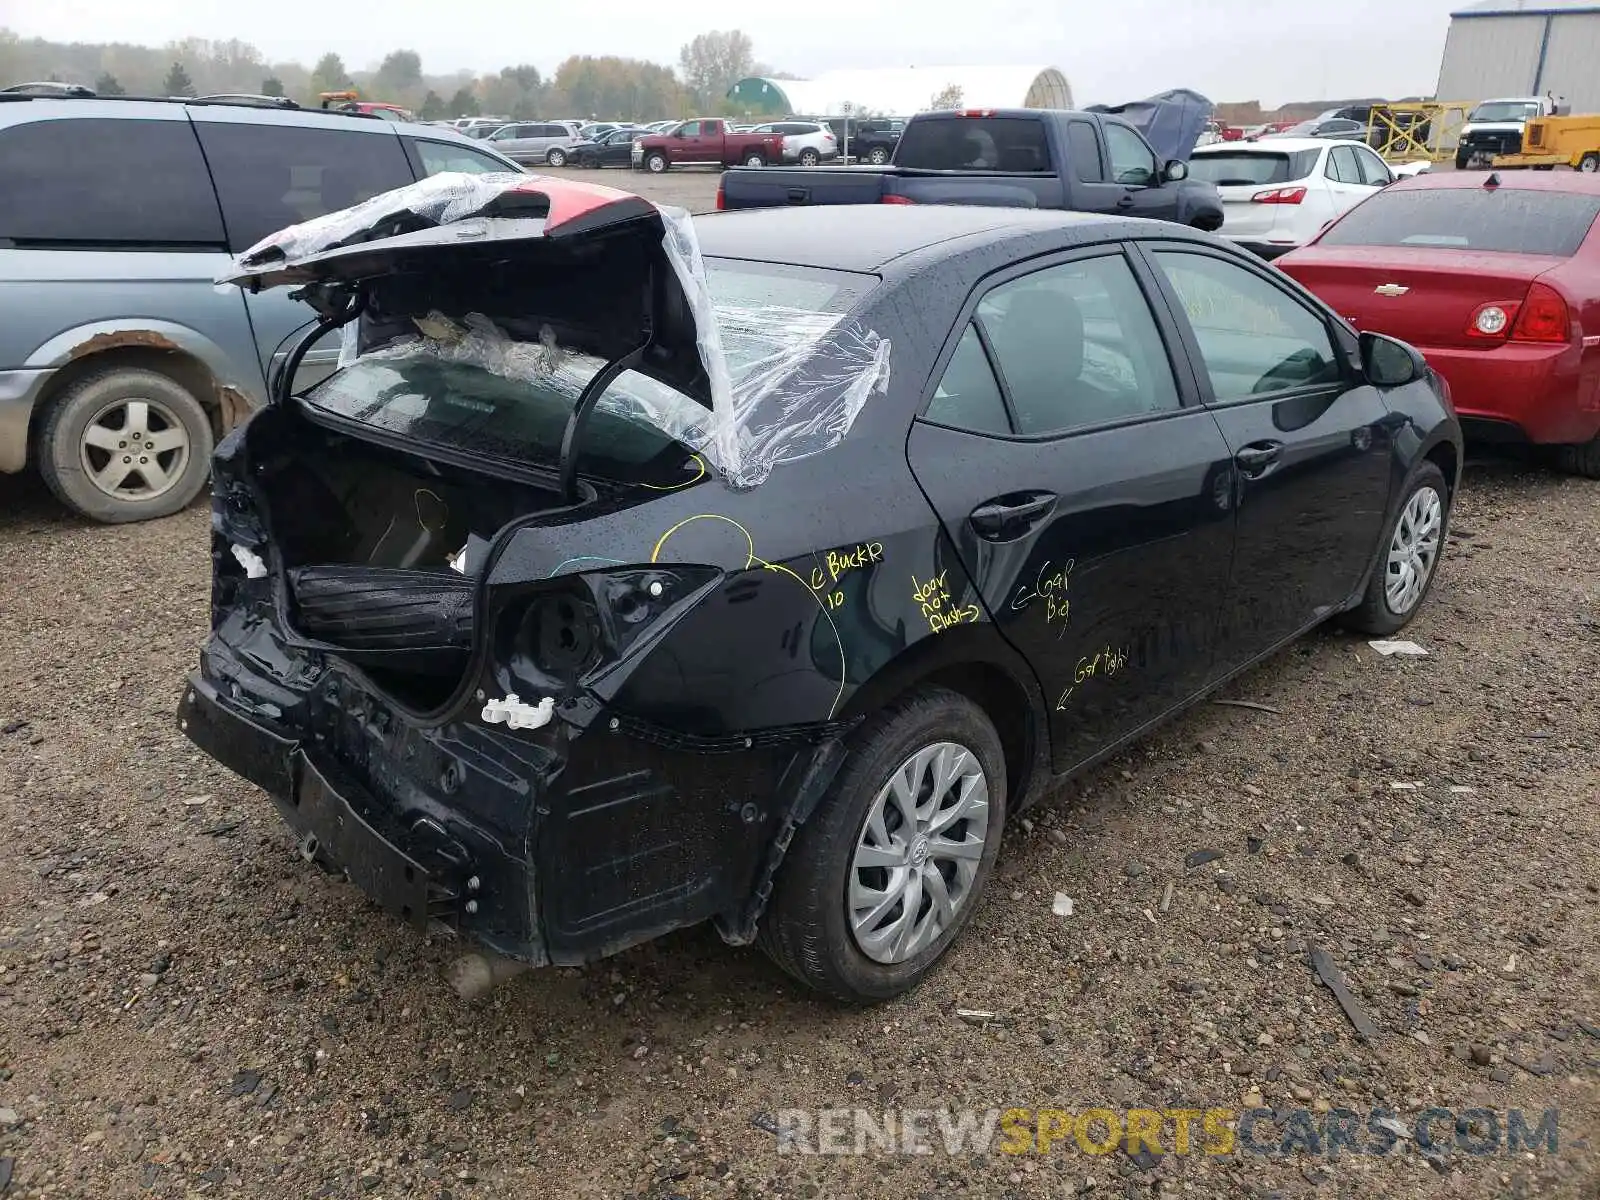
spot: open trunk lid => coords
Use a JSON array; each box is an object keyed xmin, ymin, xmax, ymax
[{"xmin": 221, "ymin": 172, "xmax": 720, "ymax": 423}]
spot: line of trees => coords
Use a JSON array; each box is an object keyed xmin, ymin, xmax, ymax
[{"xmin": 0, "ymin": 27, "xmax": 793, "ymax": 121}]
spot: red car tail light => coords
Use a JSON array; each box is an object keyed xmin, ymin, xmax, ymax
[
  {"xmin": 715, "ymin": 177, "xmax": 726, "ymax": 211},
  {"xmin": 1465, "ymin": 301, "xmax": 1519, "ymax": 339},
  {"xmin": 1251, "ymin": 186, "xmax": 1307, "ymax": 205},
  {"xmin": 881, "ymin": 194, "xmax": 916, "ymax": 205},
  {"xmin": 1510, "ymin": 281, "xmax": 1571, "ymax": 343}
]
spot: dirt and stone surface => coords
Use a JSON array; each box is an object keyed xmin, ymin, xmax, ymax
[{"xmin": 0, "ymin": 169, "xmax": 1596, "ymax": 1197}]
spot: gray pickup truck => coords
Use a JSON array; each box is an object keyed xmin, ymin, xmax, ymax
[
  {"xmin": 716, "ymin": 108, "xmax": 1224, "ymax": 231},
  {"xmin": 0, "ymin": 93, "xmax": 521, "ymax": 523}
]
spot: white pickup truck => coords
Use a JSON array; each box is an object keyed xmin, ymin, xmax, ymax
[{"xmin": 1455, "ymin": 96, "xmax": 1559, "ymax": 169}]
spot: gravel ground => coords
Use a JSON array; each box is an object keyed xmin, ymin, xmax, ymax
[{"xmin": 0, "ymin": 202, "xmax": 1597, "ymax": 1200}]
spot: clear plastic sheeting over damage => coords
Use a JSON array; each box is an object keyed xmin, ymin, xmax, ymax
[{"xmin": 221, "ymin": 172, "xmax": 891, "ymax": 489}]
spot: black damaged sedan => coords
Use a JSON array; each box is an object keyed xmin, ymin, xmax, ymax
[{"xmin": 182, "ymin": 175, "xmax": 1461, "ymax": 1003}]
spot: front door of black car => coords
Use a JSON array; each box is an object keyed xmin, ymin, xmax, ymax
[
  {"xmin": 1139, "ymin": 244, "xmax": 1394, "ymax": 667},
  {"xmin": 906, "ymin": 248, "xmax": 1238, "ymax": 773}
]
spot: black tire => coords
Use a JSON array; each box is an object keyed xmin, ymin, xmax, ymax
[
  {"xmin": 645, "ymin": 151, "xmax": 668, "ymax": 174},
  {"xmin": 742, "ymin": 152, "xmax": 765, "ymax": 168},
  {"xmin": 1556, "ymin": 435, "xmax": 1600, "ymax": 478},
  {"xmin": 1454, "ymin": 148, "xmax": 1471, "ymax": 171},
  {"xmin": 1580, "ymin": 153, "xmax": 1600, "ymax": 174},
  {"xmin": 545, "ymin": 148, "xmax": 568, "ymax": 167},
  {"xmin": 799, "ymin": 148, "xmax": 821, "ymax": 167},
  {"xmin": 37, "ymin": 366, "xmax": 214, "ymax": 524},
  {"xmin": 867, "ymin": 146, "xmax": 890, "ymax": 165},
  {"xmin": 758, "ymin": 687, "xmax": 1007, "ymax": 1003},
  {"xmin": 1341, "ymin": 461, "xmax": 1450, "ymax": 636}
]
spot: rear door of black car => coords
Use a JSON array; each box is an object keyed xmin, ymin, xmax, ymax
[
  {"xmin": 1137, "ymin": 241, "xmax": 1393, "ymax": 665},
  {"xmin": 906, "ymin": 244, "xmax": 1238, "ymax": 773}
]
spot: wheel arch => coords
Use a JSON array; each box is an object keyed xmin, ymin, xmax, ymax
[{"xmin": 840, "ymin": 625, "xmax": 1053, "ymax": 815}]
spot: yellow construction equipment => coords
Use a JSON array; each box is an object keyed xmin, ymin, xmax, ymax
[
  {"xmin": 1492, "ymin": 114, "xmax": 1600, "ymax": 171},
  {"xmin": 1365, "ymin": 102, "xmax": 1474, "ymax": 165}
]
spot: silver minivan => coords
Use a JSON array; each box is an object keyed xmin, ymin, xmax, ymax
[
  {"xmin": 0, "ymin": 95, "xmax": 522, "ymax": 522},
  {"xmin": 485, "ymin": 120, "xmax": 583, "ymax": 166}
]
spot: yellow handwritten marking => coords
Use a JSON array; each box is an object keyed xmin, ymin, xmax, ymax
[
  {"xmin": 650, "ymin": 513, "xmax": 756, "ymax": 569},
  {"xmin": 640, "ymin": 454, "xmax": 707, "ymax": 491},
  {"xmin": 913, "ymin": 569, "xmax": 979, "ymax": 634},
  {"xmin": 825, "ymin": 541, "xmax": 885, "ymax": 583},
  {"xmin": 651, "ymin": 513, "xmax": 846, "ymax": 719},
  {"xmin": 1055, "ymin": 645, "xmax": 1130, "ymax": 711}
]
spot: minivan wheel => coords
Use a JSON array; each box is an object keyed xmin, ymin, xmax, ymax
[
  {"xmin": 1341, "ymin": 461, "xmax": 1449, "ymax": 636},
  {"xmin": 758, "ymin": 687, "xmax": 1006, "ymax": 1003},
  {"xmin": 37, "ymin": 366, "xmax": 214, "ymax": 524},
  {"xmin": 546, "ymin": 147, "xmax": 568, "ymax": 167},
  {"xmin": 645, "ymin": 152, "xmax": 668, "ymax": 173}
]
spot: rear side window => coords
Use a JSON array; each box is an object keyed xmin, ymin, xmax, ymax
[
  {"xmin": 1318, "ymin": 187, "xmax": 1600, "ymax": 256},
  {"xmin": 894, "ymin": 117, "xmax": 1051, "ymax": 173},
  {"xmin": 0, "ymin": 117, "xmax": 224, "ymax": 247},
  {"xmin": 1326, "ymin": 146, "xmax": 1362, "ymax": 183},
  {"xmin": 1188, "ymin": 150, "xmax": 1319, "ymax": 186},
  {"xmin": 195, "ymin": 122, "xmax": 414, "ymax": 252},
  {"xmin": 1067, "ymin": 121, "xmax": 1104, "ymax": 182},
  {"xmin": 413, "ymin": 140, "xmax": 512, "ymax": 176}
]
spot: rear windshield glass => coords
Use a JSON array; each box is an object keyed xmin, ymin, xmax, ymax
[
  {"xmin": 893, "ymin": 117, "xmax": 1052, "ymax": 172},
  {"xmin": 1189, "ymin": 150, "xmax": 1320, "ymax": 186},
  {"xmin": 301, "ymin": 259, "xmax": 877, "ymax": 484},
  {"xmin": 1318, "ymin": 187, "xmax": 1600, "ymax": 256}
]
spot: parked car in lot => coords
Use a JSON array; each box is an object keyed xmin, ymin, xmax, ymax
[
  {"xmin": 820, "ymin": 116, "xmax": 903, "ymax": 165},
  {"xmin": 745, "ymin": 120, "xmax": 839, "ymax": 165},
  {"xmin": 182, "ymin": 178, "xmax": 1460, "ymax": 1002},
  {"xmin": 570, "ymin": 125, "xmax": 650, "ymax": 167},
  {"xmin": 1279, "ymin": 170, "xmax": 1600, "ymax": 477},
  {"xmin": 1266, "ymin": 115, "xmax": 1366, "ymax": 142},
  {"xmin": 1187, "ymin": 138, "xmax": 1395, "ymax": 259},
  {"xmin": 0, "ymin": 94, "xmax": 521, "ymax": 522},
  {"xmin": 1455, "ymin": 96, "xmax": 1556, "ymax": 169},
  {"xmin": 632, "ymin": 118, "xmax": 787, "ymax": 171},
  {"xmin": 718, "ymin": 108, "xmax": 1223, "ymax": 233},
  {"xmin": 486, "ymin": 120, "xmax": 583, "ymax": 166}
]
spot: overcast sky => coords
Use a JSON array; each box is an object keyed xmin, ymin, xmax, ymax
[{"xmin": 2, "ymin": 0, "xmax": 1461, "ymax": 107}]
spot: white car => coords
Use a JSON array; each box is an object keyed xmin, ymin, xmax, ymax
[
  {"xmin": 746, "ymin": 120, "xmax": 839, "ymax": 166},
  {"xmin": 1187, "ymin": 138, "xmax": 1396, "ymax": 260}
]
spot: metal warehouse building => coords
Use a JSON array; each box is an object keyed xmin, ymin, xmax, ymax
[{"xmin": 1436, "ymin": 0, "xmax": 1600, "ymax": 112}]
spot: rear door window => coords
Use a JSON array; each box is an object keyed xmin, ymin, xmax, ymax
[
  {"xmin": 412, "ymin": 139, "xmax": 513, "ymax": 176},
  {"xmin": 894, "ymin": 117, "xmax": 1051, "ymax": 172},
  {"xmin": 0, "ymin": 117, "xmax": 225, "ymax": 247},
  {"xmin": 1067, "ymin": 121, "xmax": 1104, "ymax": 182},
  {"xmin": 195, "ymin": 122, "xmax": 415, "ymax": 252},
  {"xmin": 1326, "ymin": 146, "xmax": 1361, "ymax": 183},
  {"xmin": 1317, "ymin": 187, "xmax": 1600, "ymax": 255}
]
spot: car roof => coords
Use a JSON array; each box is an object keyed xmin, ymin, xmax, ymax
[
  {"xmin": 694, "ymin": 205, "xmax": 1178, "ymax": 273},
  {"xmin": 1197, "ymin": 138, "xmax": 1334, "ymax": 153},
  {"xmin": 0, "ymin": 94, "xmax": 449, "ymax": 139},
  {"xmin": 1385, "ymin": 169, "xmax": 1600, "ymax": 194}
]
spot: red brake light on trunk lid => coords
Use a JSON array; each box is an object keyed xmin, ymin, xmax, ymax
[
  {"xmin": 1511, "ymin": 282, "xmax": 1570, "ymax": 343},
  {"xmin": 1251, "ymin": 186, "xmax": 1307, "ymax": 205},
  {"xmin": 715, "ymin": 177, "xmax": 725, "ymax": 211}
]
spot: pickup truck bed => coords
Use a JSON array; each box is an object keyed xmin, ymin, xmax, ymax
[{"xmin": 717, "ymin": 108, "xmax": 1224, "ymax": 231}]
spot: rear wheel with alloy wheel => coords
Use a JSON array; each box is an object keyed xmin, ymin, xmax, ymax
[{"xmin": 758, "ymin": 688, "xmax": 1006, "ymax": 1002}]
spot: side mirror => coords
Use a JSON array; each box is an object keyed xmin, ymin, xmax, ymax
[
  {"xmin": 1360, "ymin": 331, "xmax": 1426, "ymax": 387},
  {"xmin": 1163, "ymin": 159, "xmax": 1189, "ymax": 183}
]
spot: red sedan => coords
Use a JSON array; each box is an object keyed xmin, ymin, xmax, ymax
[{"xmin": 1278, "ymin": 170, "xmax": 1600, "ymax": 477}]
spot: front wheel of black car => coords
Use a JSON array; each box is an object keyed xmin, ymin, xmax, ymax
[
  {"xmin": 1342, "ymin": 461, "xmax": 1450, "ymax": 636},
  {"xmin": 867, "ymin": 146, "xmax": 890, "ymax": 165},
  {"xmin": 759, "ymin": 688, "xmax": 1006, "ymax": 1003}
]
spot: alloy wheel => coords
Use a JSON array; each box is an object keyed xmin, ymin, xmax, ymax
[
  {"xmin": 847, "ymin": 742, "xmax": 989, "ymax": 964},
  {"xmin": 78, "ymin": 397, "xmax": 191, "ymax": 502},
  {"xmin": 1384, "ymin": 485, "xmax": 1443, "ymax": 615}
]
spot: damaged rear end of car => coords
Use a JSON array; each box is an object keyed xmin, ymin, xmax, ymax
[{"xmin": 179, "ymin": 172, "xmax": 888, "ymax": 970}]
